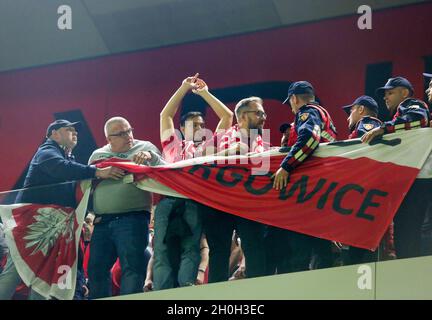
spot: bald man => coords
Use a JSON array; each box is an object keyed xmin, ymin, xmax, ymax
[{"xmin": 87, "ymin": 117, "xmax": 164, "ymax": 299}]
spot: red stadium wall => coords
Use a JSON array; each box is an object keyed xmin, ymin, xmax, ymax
[{"xmin": 0, "ymin": 3, "xmax": 431, "ymax": 193}]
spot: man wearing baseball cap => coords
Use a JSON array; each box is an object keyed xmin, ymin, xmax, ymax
[
  {"xmin": 341, "ymin": 96, "xmax": 392, "ymax": 264},
  {"xmin": 361, "ymin": 77, "xmax": 431, "ymax": 259},
  {"xmin": 271, "ymin": 81, "xmax": 337, "ymax": 273},
  {"xmin": 0, "ymin": 119, "xmax": 125, "ymax": 300},
  {"xmin": 361, "ymin": 76, "xmax": 430, "ymax": 143},
  {"xmin": 273, "ymin": 81, "xmax": 337, "ymax": 190},
  {"xmin": 15, "ymin": 119, "xmax": 125, "ymax": 206},
  {"xmin": 342, "ymin": 95, "xmax": 382, "ymax": 139}
]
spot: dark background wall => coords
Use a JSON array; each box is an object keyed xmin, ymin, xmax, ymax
[{"xmin": 0, "ymin": 2, "xmax": 431, "ymax": 193}]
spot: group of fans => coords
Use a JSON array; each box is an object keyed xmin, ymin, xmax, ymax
[{"xmin": 0, "ymin": 72, "xmax": 431, "ymax": 299}]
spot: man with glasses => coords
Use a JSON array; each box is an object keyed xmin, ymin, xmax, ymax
[
  {"xmin": 217, "ymin": 97, "xmax": 268, "ymax": 155},
  {"xmin": 87, "ymin": 117, "xmax": 164, "ymax": 298},
  {"xmin": 203, "ymin": 96, "xmax": 270, "ymax": 283}
]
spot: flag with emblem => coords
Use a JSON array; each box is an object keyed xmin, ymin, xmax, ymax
[{"xmin": 0, "ymin": 181, "xmax": 91, "ymax": 300}]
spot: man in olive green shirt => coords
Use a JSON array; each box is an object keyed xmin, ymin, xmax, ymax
[{"xmin": 87, "ymin": 117, "xmax": 164, "ymax": 299}]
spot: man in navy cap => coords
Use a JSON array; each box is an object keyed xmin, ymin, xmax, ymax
[
  {"xmin": 342, "ymin": 95, "xmax": 382, "ymax": 139},
  {"xmin": 273, "ymin": 81, "xmax": 337, "ymax": 190},
  {"xmin": 15, "ymin": 119, "xmax": 125, "ymax": 206},
  {"xmin": 0, "ymin": 119, "xmax": 125, "ymax": 300},
  {"xmin": 361, "ymin": 77, "xmax": 431, "ymax": 259},
  {"xmin": 340, "ymin": 96, "xmax": 388, "ymax": 264},
  {"xmin": 361, "ymin": 76, "xmax": 430, "ymax": 143},
  {"xmin": 270, "ymin": 81, "xmax": 337, "ymax": 273}
]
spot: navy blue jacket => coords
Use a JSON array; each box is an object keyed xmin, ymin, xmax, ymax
[
  {"xmin": 15, "ymin": 139, "xmax": 97, "ymax": 207},
  {"xmin": 383, "ymin": 98, "xmax": 430, "ymax": 134},
  {"xmin": 280, "ymin": 104, "xmax": 337, "ymax": 172},
  {"xmin": 349, "ymin": 116, "xmax": 382, "ymax": 139}
]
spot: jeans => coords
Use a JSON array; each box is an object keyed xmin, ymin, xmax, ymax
[
  {"xmin": 0, "ymin": 253, "xmax": 46, "ymax": 300},
  {"xmin": 153, "ymin": 198, "xmax": 202, "ymax": 290},
  {"xmin": 88, "ymin": 211, "xmax": 149, "ymax": 299}
]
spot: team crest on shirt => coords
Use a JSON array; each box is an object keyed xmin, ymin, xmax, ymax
[
  {"xmin": 363, "ymin": 124, "xmax": 374, "ymax": 131},
  {"xmin": 300, "ymin": 113, "xmax": 309, "ymax": 121}
]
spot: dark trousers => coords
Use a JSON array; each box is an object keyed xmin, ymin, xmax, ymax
[
  {"xmin": 88, "ymin": 211, "xmax": 149, "ymax": 299},
  {"xmin": 421, "ymin": 200, "xmax": 432, "ymax": 256},
  {"xmin": 264, "ymin": 226, "xmax": 291, "ymax": 275},
  {"xmin": 394, "ymin": 180, "xmax": 431, "ymax": 259},
  {"xmin": 346, "ymin": 247, "xmax": 378, "ymax": 265},
  {"xmin": 153, "ymin": 198, "xmax": 202, "ymax": 290},
  {"xmin": 203, "ymin": 205, "xmax": 267, "ymax": 283},
  {"xmin": 265, "ymin": 226, "xmax": 329, "ymax": 274}
]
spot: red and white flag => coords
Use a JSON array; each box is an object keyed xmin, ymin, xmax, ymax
[{"xmin": 0, "ymin": 182, "xmax": 91, "ymax": 300}]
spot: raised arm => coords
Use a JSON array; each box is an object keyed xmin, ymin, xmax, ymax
[
  {"xmin": 160, "ymin": 74, "xmax": 199, "ymax": 143},
  {"xmin": 193, "ymin": 78, "xmax": 234, "ymax": 132}
]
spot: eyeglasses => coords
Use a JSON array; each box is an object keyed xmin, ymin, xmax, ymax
[
  {"xmin": 244, "ymin": 110, "xmax": 267, "ymax": 118},
  {"xmin": 109, "ymin": 128, "xmax": 134, "ymax": 137}
]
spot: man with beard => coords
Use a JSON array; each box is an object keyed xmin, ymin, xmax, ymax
[
  {"xmin": 362, "ymin": 76, "xmax": 431, "ymax": 259},
  {"xmin": 203, "ymin": 96, "xmax": 270, "ymax": 283}
]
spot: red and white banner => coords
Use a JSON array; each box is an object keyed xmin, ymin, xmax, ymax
[
  {"xmin": 0, "ymin": 182, "xmax": 91, "ymax": 300},
  {"xmin": 99, "ymin": 128, "xmax": 432, "ymax": 251},
  {"xmin": 1, "ymin": 129, "xmax": 431, "ymax": 299}
]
